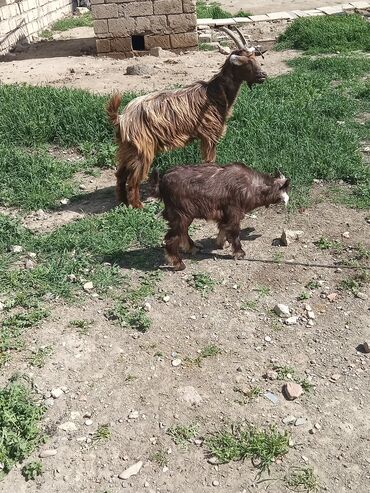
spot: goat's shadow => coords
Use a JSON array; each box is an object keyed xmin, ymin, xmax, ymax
[{"xmin": 108, "ymin": 227, "xmax": 260, "ymax": 272}]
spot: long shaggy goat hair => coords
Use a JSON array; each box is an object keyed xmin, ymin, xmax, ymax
[
  {"xmin": 107, "ymin": 46, "xmax": 267, "ymax": 209},
  {"xmin": 151, "ymin": 163, "xmax": 290, "ymax": 271}
]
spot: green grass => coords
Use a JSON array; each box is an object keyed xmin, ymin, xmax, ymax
[
  {"xmin": 167, "ymin": 424, "xmax": 199, "ymax": 447},
  {"xmin": 0, "ymin": 380, "xmax": 45, "ymax": 478},
  {"xmin": 234, "ymin": 385, "xmax": 263, "ymax": 404},
  {"xmin": 69, "ymin": 319, "xmax": 93, "ymax": 335},
  {"xmin": 273, "ymin": 366, "xmax": 314, "ymax": 393},
  {"xmin": 21, "ymin": 461, "xmax": 43, "ymax": 481},
  {"xmin": 150, "ymin": 449, "xmax": 168, "ymax": 467},
  {"xmin": 109, "ymin": 304, "xmax": 151, "ymax": 333},
  {"xmin": 188, "ymin": 273, "xmax": 217, "ymax": 294},
  {"xmin": 27, "ymin": 346, "xmax": 53, "ymax": 368},
  {"xmin": 93, "ymin": 424, "xmax": 111, "ymax": 442},
  {"xmin": 240, "ymin": 300, "xmax": 258, "ymax": 311},
  {"xmin": 276, "ymin": 14, "xmax": 370, "ymax": 53},
  {"xmin": 196, "ymin": 1, "xmax": 250, "ymax": 19},
  {"xmin": 52, "ymin": 12, "xmax": 93, "ymax": 32},
  {"xmin": 206, "ymin": 425, "xmax": 290, "ymax": 473},
  {"xmin": 286, "ymin": 467, "xmax": 320, "ymax": 492},
  {"xmin": 186, "ymin": 344, "xmax": 222, "ymax": 366}
]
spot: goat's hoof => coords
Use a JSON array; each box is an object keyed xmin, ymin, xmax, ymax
[
  {"xmin": 234, "ymin": 250, "xmax": 246, "ymax": 260},
  {"xmin": 173, "ymin": 261, "xmax": 186, "ymax": 271}
]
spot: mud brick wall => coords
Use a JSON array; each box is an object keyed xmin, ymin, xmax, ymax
[
  {"xmin": 91, "ymin": 0, "xmax": 198, "ymax": 56},
  {"xmin": 0, "ymin": 0, "xmax": 73, "ymax": 54}
]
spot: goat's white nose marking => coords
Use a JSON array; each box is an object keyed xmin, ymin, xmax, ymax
[{"xmin": 282, "ymin": 192, "xmax": 289, "ymax": 206}]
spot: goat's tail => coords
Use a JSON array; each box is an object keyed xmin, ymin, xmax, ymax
[
  {"xmin": 150, "ymin": 168, "xmax": 161, "ymax": 199},
  {"xmin": 107, "ymin": 93, "xmax": 121, "ymax": 127}
]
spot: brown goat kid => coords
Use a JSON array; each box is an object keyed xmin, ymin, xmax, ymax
[
  {"xmin": 152, "ymin": 163, "xmax": 290, "ymax": 271},
  {"xmin": 107, "ymin": 37, "xmax": 267, "ymax": 209}
]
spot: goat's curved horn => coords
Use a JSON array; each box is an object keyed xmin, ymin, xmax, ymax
[
  {"xmin": 217, "ymin": 43, "xmax": 231, "ymax": 55},
  {"xmin": 234, "ymin": 26, "xmax": 249, "ymax": 48},
  {"xmin": 218, "ymin": 26, "xmax": 244, "ymax": 49}
]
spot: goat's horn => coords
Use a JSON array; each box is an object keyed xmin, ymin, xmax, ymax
[
  {"xmin": 218, "ymin": 26, "xmax": 244, "ymax": 49},
  {"xmin": 234, "ymin": 26, "xmax": 249, "ymax": 48},
  {"xmin": 217, "ymin": 43, "xmax": 231, "ymax": 55}
]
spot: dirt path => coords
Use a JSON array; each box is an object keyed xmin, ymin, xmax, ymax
[{"xmin": 219, "ymin": 0, "xmax": 345, "ymax": 14}]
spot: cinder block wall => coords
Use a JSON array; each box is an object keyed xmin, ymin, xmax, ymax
[
  {"xmin": 91, "ymin": 0, "xmax": 198, "ymax": 57},
  {"xmin": 0, "ymin": 0, "xmax": 73, "ymax": 54}
]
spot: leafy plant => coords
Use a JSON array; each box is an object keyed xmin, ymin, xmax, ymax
[
  {"xmin": 167, "ymin": 424, "xmax": 199, "ymax": 447},
  {"xmin": 188, "ymin": 273, "xmax": 216, "ymax": 294},
  {"xmin": 150, "ymin": 449, "xmax": 168, "ymax": 467},
  {"xmin": 28, "ymin": 346, "xmax": 53, "ymax": 368},
  {"xmin": 286, "ymin": 467, "xmax": 320, "ymax": 492},
  {"xmin": 93, "ymin": 424, "xmax": 111, "ymax": 442},
  {"xmin": 22, "ymin": 461, "xmax": 43, "ymax": 481}
]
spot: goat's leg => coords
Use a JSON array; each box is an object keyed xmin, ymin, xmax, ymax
[
  {"xmin": 225, "ymin": 221, "xmax": 245, "ymax": 260},
  {"xmin": 164, "ymin": 224, "xmax": 186, "ymax": 270},
  {"xmin": 115, "ymin": 163, "xmax": 129, "ymax": 205},
  {"xmin": 178, "ymin": 220, "xmax": 201, "ymax": 254},
  {"xmin": 216, "ymin": 224, "xmax": 227, "ymax": 249},
  {"xmin": 200, "ymin": 139, "xmax": 216, "ymax": 164}
]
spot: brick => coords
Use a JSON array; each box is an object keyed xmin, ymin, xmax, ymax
[
  {"xmin": 94, "ymin": 19, "xmax": 108, "ymax": 34},
  {"xmin": 91, "ymin": 0, "xmax": 104, "ymax": 3},
  {"xmin": 145, "ymin": 34, "xmax": 171, "ymax": 49},
  {"xmin": 108, "ymin": 17, "xmax": 135, "ymax": 36},
  {"xmin": 291, "ymin": 10, "xmax": 310, "ymax": 17},
  {"xmin": 211, "ymin": 18, "xmax": 236, "ymax": 25},
  {"xmin": 168, "ymin": 13, "xmax": 197, "ymax": 33},
  {"xmin": 92, "ymin": 4, "xmax": 118, "ymax": 19},
  {"xmin": 350, "ymin": 1, "xmax": 370, "ymax": 8},
  {"xmin": 183, "ymin": 0, "xmax": 196, "ymax": 13},
  {"xmin": 305, "ymin": 9, "xmax": 325, "ymax": 16},
  {"xmin": 154, "ymin": 0, "xmax": 182, "ymax": 15},
  {"xmin": 135, "ymin": 16, "xmax": 151, "ymax": 33},
  {"xmin": 96, "ymin": 38, "xmax": 111, "ymax": 53},
  {"xmin": 111, "ymin": 36, "xmax": 132, "ymax": 51},
  {"xmin": 341, "ymin": 3, "xmax": 355, "ymax": 9},
  {"xmin": 121, "ymin": 1, "xmax": 153, "ymax": 17},
  {"xmin": 267, "ymin": 11, "xmax": 295, "ymax": 20},
  {"xmin": 170, "ymin": 31, "xmax": 198, "ymax": 48},
  {"xmin": 150, "ymin": 15, "xmax": 171, "ymax": 34},
  {"xmin": 249, "ymin": 14, "xmax": 269, "ymax": 21},
  {"xmin": 317, "ymin": 6, "xmax": 344, "ymax": 14},
  {"xmin": 233, "ymin": 17, "xmax": 253, "ymax": 24}
]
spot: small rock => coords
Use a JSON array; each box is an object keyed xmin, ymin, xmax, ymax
[
  {"xmin": 24, "ymin": 259, "xmax": 35, "ymax": 269},
  {"xmin": 307, "ymin": 320, "xmax": 315, "ymax": 327},
  {"xmin": 178, "ymin": 386, "xmax": 202, "ymax": 406},
  {"xmin": 282, "ymin": 415, "xmax": 296, "ymax": 425},
  {"xmin": 342, "ymin": 231, "xmax": 350, "ymax": 238},
  {"xmin": 327, "ymin": 293, "xmax": 337, "ymax": 302},
  {"xmin": 11, "ymin": 245, "xmax": 22, "ymax": 253},
  {"xmin": 307, "ymin": 311, "xmax": 315, "ymax": 320},
  {"xmin": 39, "ymin": 449, "xmax": 57, "ymax": 458},
  {"xmin": 283, "ymin": 382, "xmax": 303, "ymax": 400},
  {"xmin": 163, "ymin": 466, "xmax": 169, "ymax": 473},
  {"xmin": 212, "ymin": 480, "xmax": 220, "ymax": 487},
  {"xmin": 28, "ymin": 252, "xmax": 37, "ymax": 258},
  {"xmin": 128, "ymin": 411, "xmax": 139, "ymax": 419},
  {"xmin": 208, "ymin": 457, "xmax": 223, "ymax": 465},
  {"xmin": 75, "ymin": 6, "xmax": 90, "ymax": 15},
  {"xmin": 58, "ymin": 421, "xmax": 78, "ymax": 432},
  {"xmin": 263, "ymin": 370, "xmax": 278, "ymax": 381},
  {"xmin": 295, "ymin": 417, "xmax": 306, "ymax": 427},
  {"xmin": 194, "ymin": 439, "xmax": 203, "ymax": 446},
  {"xmin": 171, "ymin": 358, "xmax": 182, "ymax": 367},
  {"xmin": 85, "ymin": 419, "xmax": 93, "ymax": 426},
  {"xmin": 118, "ymin": 461, "xmax": 143, "ymax": 480},
  {"xmin": 264, "ymin": 336, "xmax": 272, "ymax": 342},
  {"xmin": 51, "ymin": 388, "xmax": 64, "ymax": 399},
  {"xmin": 356, "ymin": 292, "xmax": 368, "ymax": 300},
  {"xmin": 44, "ymin": 398, "xmax": 54, "ymax": 408},
  {"xmin": 68, "ymin": 274, "xmax": 77, "ymax": 282},
  {"xmin": 280, "ymin": 229, "xmax": 304, "ymax": 246},
  {"xmin": 36, "ymin": 209, "xmax": 46, "ymax": 218},
  {"xmin": 284, "ymin": 316, "xmax": 299, "ymax": 326},
  {"xmin": 0, "ymin": 302, "xmax": 4, "ymax": 312},
  {"xmin": 60, "ymin": 198, "xmax": 70, "ymax": 205},
  {"xmin": 274, "ymin": 304, "xmax": 290, "ymax": 318},
  {"xmin": 144, "ymin": 302, "xmax": 151, "ymax": 312},
  {"xmin": 79, "ymin": 184, "xmax": 87, "ymax": 191},
  {"xmin": 314, "ymin": 423, "xmax": 321, "ymax": 430},
  {"xmin": 362, "ymin": 342, "xmax": 370, "ymax": 354},
  {"xmin": 149, "ymin": 46, "xmax": 164, "ymax": 57},
  {"xmin": 162, "ymin": 295, "xmax": 170, "ymax": 303},
  {"xmin": 330, "ymin": 373, "xmax": 341, "ymax": 382},
  {"xmin": 264, "ymin": 391, "xmax": 279, "ymax": 405},
  {"xmin": 126, "ymin": 64, "xmax": 154, "ymax": 76},
  {"xmin": 83, "ymin": 281, "xmax": 94, "ymax": 291}
]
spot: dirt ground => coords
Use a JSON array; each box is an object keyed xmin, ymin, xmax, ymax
[
  {"xmin": 219, "ymin": 0, "xmax": 345, "ymax": 15},
  {"xmin": 1, "ymin": 18, "xmax": 370, "ymax": 493}
]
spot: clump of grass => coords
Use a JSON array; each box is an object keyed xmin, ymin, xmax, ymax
[
  {"xmin": 52, "ymin": 12, "xmax": 93, "ymax": 32},
  {"xmin": 206, "ymin": 425, "xmax": 290, "ymax": 473},
  {"xmin": 167, "ymin": 424, "xmax": 199, "ymax": 447},
  {"xmin": 339, "ymin": 271, "xmax": 369, "ymax": 294},
  {"xmin": 109, "ymin": 304, "xmax": 151, "ymax": 333},
  {"xmin": 79, "ymin": 142, "xmax": 117, "ymax": 169},
  {"xmin": 253, "ymin": 286, "xmax": 270, "ymax": 297},
  {"xmin": 150, "ymin": 449, "xmax": 168, "ymax": 467},
  {"xmin": 199, "ymin": 43, "xmax": 215, "ymax": 51},
  {"xmin": 234, "ymin": 385, "xmax": 263, "ymax": 404},
  {"xmin": 186, "ymin": 344, "xmax": 222, "ymax": 367},
  {"xmin": 188, "ymin": 272, "xmax": 216, "ymax": 294},
  {"xmin": 276, "ymin": 14, "xmax": 370, "ymax": 53},
  {"xmin": 93, "ymin": 424, "xmax": 111, "ymax": 442},
  {"xmin": 28, "ymin": 346, "xmax": 53, "ymax": 368},
  {"xmin": 240, "ymin": 300, "xmax": 258, "ymax": 311},
  {"xmin": 196, "ymin": 1, "xmax": 250, "ymax": 19},
  {"xmin": 69, "ymin": 319, "xmax": 93, "ymax": 335},
  {"xmin": 285, "ymin": 467, "xmax": 320, "ymax": 492},
  {"xmin": 0, "ymin": 214, "xmax": 33, "ymax": 254},
  {"xmin": 297, "ymin": 291, "xmax": 310, "ymax": 301},
  {"xmin": 315, "ymin": 237, "xmax": 342, "ymax": 252},
  {"xmin": 289, "ymin": 55, "xmax": 370, "ymax": 81},
  {"xmin": 273, "ymin": 366, "xmax": 314, "ymax": 393},
  {"xmin": 0, "ymin": 380, "xmax": 45, "ymax": 477},
  {"xmin": 305, "ymin": 280, "xmax": 320, "ymax": 290},
  {"xmin": 21, "ymin": 461, "xmax": 43, "ymax": 481}
]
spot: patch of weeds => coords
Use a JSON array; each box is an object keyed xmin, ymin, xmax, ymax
[
  {"xmin": 240, "ymin": 300, "xmax": 258, "ymax": 311},
  {"xmin": 253, "ymin": 285, "xmax": 270, "ymax": 297},
  {"xmin": 196, "ymin": 1, "xmax": 250, "ymax": 19},
  {"xmin": 150, "ymin": 449, "xmax": 168, "ymax": 467},
  {"xmin": 69, "ymin": 319, "xmax": 93, "ymax": 335},
  {"xmin": 90, "ymin": 264, "xmax": 122, "ymax": 294},
  {"xmin": 206, "ymin": 424, "xmax": 290, "ymax": 473},
  {"xmin": 39, "ymin": 29, "xmax": 53, "ymax": 40},
  {"xmin": 199, "ymin": 43, "xmax": 215, "ymax": 51},
  {"xmin": 274, "ymin": 365, "xmax": 295, "ymax": 380},
  {"xmin": 27, "ymin": 346, "xmax": 53, "ymax": 368},
  {"xmin": 272, "ymin": 252, "xmax": 284, "ymax": 264},
  {"xmin": 305, "ymin": 280, "xmax": 320, "ymax": 290},
  {"xmin": 339, "ymin": 271, "xmax": 369, "ymax": 294},
  {"xmin": 124, "ymin": 374, "xmax": 137, "ymax": 383},
  {"xmin": 51, "ymin": 12, "xmax": 93, "ymax": 32},
  {"xmin": 276, "ymin": 14, "xmax": 370, "ymax": 53},
  {"xmin": 0, "ymin": 380, "xmax": 45, "ymax": 477},
  {"xmin": 289, "ymin": 54, "xmax": 370, "ymax": 80},
  {"xmin": 315, "ymin": 237, "xmax": 342, "ymax": 252},
  {"xmin": 0, "ymin": 214, "xmax": 33, "ymax": 254},
  {"xmin": 188, "ymin": 272, "xmax": 216, "ymax": 294},
  {"xmin": 22, "ymin": 461, "xmax": 43, "ymax": 481},
  {"xmin": 109, "ymin": 304, "xmax": 151, "ymax": 333},
  {"xmin": 186, "ymin": 344, "xmax": 222, "ymax": 367},
  {"xmin": 79, "ymin": 142, "xmax": 116, "ymax": 168},
  {"xmin": 123, "ymin": 272, "xmax": 162, "ymax": 305},
  {"xmin": 93, "ymin": 424, "xmax": 111, "ymax": 443},
  {"xmin": 234, "ymin": 386, "xmax": 263, "ymax": 404},
  {"xmin": 167, "ymin": 424, "xmax": 198, "ymax": 447},
  {"xmin": 285, "ymin": 467, "xmax": 320, "ymax": 492},
  {"xmin": 299, "ymin": 379, "xmax": 314, "ymax": 393},
  {"xmin": 297, "ymin": 291, "xmax": 310, "ymax": 301}
]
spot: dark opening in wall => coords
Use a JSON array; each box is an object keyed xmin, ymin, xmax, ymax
[{"xmin": 132, "ymin": 35, "xmax": 145, "ymax": 51}]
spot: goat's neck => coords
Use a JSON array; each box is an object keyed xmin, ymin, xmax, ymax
[{"xmin": 210, "ymin": 70, "xmax": 243, "ymax": 109}]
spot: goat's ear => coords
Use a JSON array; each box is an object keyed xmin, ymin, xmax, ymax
[
  {"xmin": 230, "ymin": 54, "xmax": 245, "ymax": 66},
  {"xmin": 274, "ymin": 169, "xmax": 285, "ymax": 179},
  {"xmin": 280, "ymin": 178, "xmax": 290, "ymax": 190}
]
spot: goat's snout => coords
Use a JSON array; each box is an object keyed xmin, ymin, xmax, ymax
[
  {"xmin": 280, "ymin": 191, "xmax": 289, "ymax": 206},
  {"xmin": 256, "ymin": 70, "xmax": 267, "ymax": 83}
]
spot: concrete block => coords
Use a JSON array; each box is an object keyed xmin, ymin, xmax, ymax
[
  {"xmin": 170, "ymin": 31, "xmax": 198, "ymax": 48},
  {"xmin": 121, "ymin": 1, "xmax": 153, "ymax": 17},
  {"xmin": 110, "ymin": 36, "xmax": 132, "ymax": 51},
  {"xmin": 267, "ymin": 11, "xmax": 295, "ymax": 20},
  {"xmin": 341, "ymin": 3, "xmax": 355, "ymax": 10},
  {"xmin": 211, "ymin": 17, "xmax": 236, "ymax": 25},
  {"xmin": 233, "ymin": 17, "xmax": 252, "ymax": 23},
  {"xmin": 196, "ymin": 17, "xmax": 214, "ymax": 26},
  {"xmin": 350, "ymin": 1, "xmax": 369, "ymax": 8},
  {"xmin": 292, "ymin": 10, "xmax": 310, "ymax": 17},
  {"xmin": 317, "ymin": 6, "xmax": 344, "ymax": 14},
  {"xmin": 304, "ymin": 9, "xmax": 325, "ymax": 16},
  {"xmin": 92, "ymin": 3, "xmax": 118, "ymax": 19},
  {"xmin": 154, "ymin": 0, "xmax": 182, "ymax": 15},
  {"xmin": 137, "ymin": 15, "xmax": 169, "ymax": 34},
  {"xmin": 108, "ymin": 17, "xmax": 135, "ymax": 36},
  {"xmin": 96, "ymin": 38, "xmax": 111, "ymax": 52},
  {"xmin": 145, "ymin": 33, "xmax": 171, "ymax": 49},
  {"xmin": 183, "ymin": 0, "xmax": 196, "ymax": 13},
  {"xmin": 168, "ymin": 13, "xmax": 197, "ymax": 33},
  {"xmin": 94, "ymin": 19, "xmax": 108, "ymax": 34},
  {"xmin": 249, "ymin": 14, "xmax": 269, "ymax": 21},
  {"xmin": 91, "ymin": 0, "xmax": 104, "ymax": 3}
]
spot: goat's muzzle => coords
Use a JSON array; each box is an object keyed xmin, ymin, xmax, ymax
[{"xmin": 256, "ymin": 70, "xmax": 267, "ymax": 83}]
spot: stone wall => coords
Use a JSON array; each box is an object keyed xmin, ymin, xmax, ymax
[
  {"xmin": 0, "ymin": 0, "xmax": 73, "ymax": 55},
  {"xmin": 91, "ymin": 0, "xmax": 198, "ymax": 57}
]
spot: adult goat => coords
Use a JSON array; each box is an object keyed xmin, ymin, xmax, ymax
[{"xmin": 107, "ymin": 28, "xmax": 267, "ymax": 208}]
